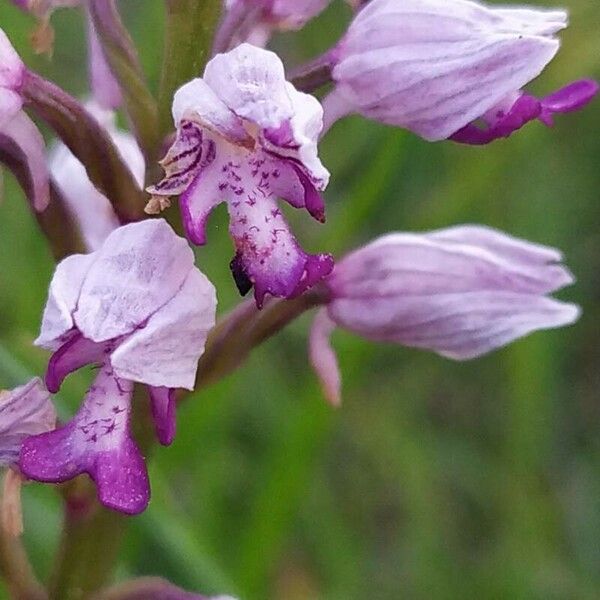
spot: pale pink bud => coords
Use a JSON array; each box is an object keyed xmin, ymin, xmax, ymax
[
  {"xmin": 324, "ymin": 0, "xmax": 597, "ymax": 143},
  {"xmin": 310, "ymin": 225, "xmax": 579, "ymax": 405}
]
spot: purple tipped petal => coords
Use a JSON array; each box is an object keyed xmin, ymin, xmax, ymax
[
  {"xmin": 110, "ymin": 269, "xmax": 216, "ymax": 390},
  {"xmin": 0, "ymin": 378, "xmax": 55, "ymax": 467},
  {"xmin": 20, "ymin": 364, "xmax": 149, "ymax": 515},
  {"xmin": 45, "ymin": 331, "xmax": 110, "ymax": 393},
  {"xmin": 330, "ymin": 0, "xmax": 565, "ymax": 140},
  {"xmin": 86, "ymin": 10, "xmax": 122, "ymax": 110},
  {"xmin": 148, "ymin": 387, "xmax": 176, "ymax": 446}
]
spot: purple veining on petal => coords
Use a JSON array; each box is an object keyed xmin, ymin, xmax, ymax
[
  {"xmin": 45, "ymin": 330, "xmax": 111, "ymax": 393},
  {"xmin": 20, "ymin": 363, "xmax": 149, "ymax": 515},
  {"xmin": 539, "ymin": 79, "xmax": 599, "ymax": 125},
  {"xmin": 149, "ymin": 121, "xmax": 215, "ymax": 197},
  {"xmin": 450, "ymin": 94, "xmax": 541, "ymax": 145},
  {"xmin": 148, "ymin": 386, "xmax": 176, "ymax": 446}
]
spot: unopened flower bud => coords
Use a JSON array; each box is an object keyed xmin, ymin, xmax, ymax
[{"xmin": 310, "ymin": 225, "xmax": 579, "ymax": 405}]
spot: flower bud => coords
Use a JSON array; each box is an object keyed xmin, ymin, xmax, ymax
[
  {"xmin": 324, "ymin": 0, "xmax": 597, "ymax": 143},
  {"xmin": 310, "ymin": 225, "xmax": 579, "ymax": 405}
]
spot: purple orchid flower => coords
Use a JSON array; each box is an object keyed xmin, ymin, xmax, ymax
[
  {"xmin": 0, "ymin": 28, "xmax": 50, "ymax": 211},
  {"xmin": 0, "ymin": 378, "xmax": 56, "ymax": 468},
  {"xmin": 322, "ymin": 0, "xmax": 598, "ymax": 143},
  {"xmin": 19, "ymin": 220, "xmax": 217, "ymax": 514},
  {"xmin": 49, "ymin": 101, "xmax": 145, "ymax": 251},
  {"xmin": 148, "ymin": 43, "xmax": 333, "ymax": 308},
  {"xmin": 310, "ymin": 225, "xmax": 579, "ymax": 406}
]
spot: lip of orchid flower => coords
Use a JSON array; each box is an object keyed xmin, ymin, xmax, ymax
[
  {"xmin": 19, "ymin": 219, "xmax": 217, "ymax": 514},
  {"xmin": 0, "ymin": 378, "xmax": 56, "ymax": 468},
  {"xmin": 310, "ymin": 225, "xmax": 579, "ymax": 406},
  {"xmin": 322, "ymin": 0, "xmax": 597, "ymax": 142},
  {"xmin": 148, "ymin": 43, "xmax": 333, "ymax": 308}
]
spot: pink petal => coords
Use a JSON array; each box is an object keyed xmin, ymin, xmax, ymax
[
  {"xmin": 73, "ymin": 220, "xmax": 195, "ymax": 342},
  {"xmin": 0, "ymin": 111, "xmax": 50, "ymax": 211},
  {"xmin": 110, "ymin": 269, "xmax": 217, "ymax": 390},
  {"xmin": 204, "ymin": 43, "xmax": 294, "ymax": 131},
  {"xmin": 148, "ymin": 387, "xmax": 176, "ymax": 446},
  {"xmin": 50, "ymin": 104, "xmax": 144, "ymax": 251},
  {"xmin": 20, "ymin": 364, "xmax": 149, "ymax": 515},
  {"xmin": 0, "ymin": 28, "xmax": 25, "ymax": 96},
  {"xmin": 309, "ymin": 309, "xmax": 342, "ymax": 406},
  {"xmin": 171, "ymin": 78, "xmax": 250, "ymax": 146},
  {"xmin": 331, "ymin": 0, "xmax": 566, "ymax": 140},
  {"xmin": 35, "ymin": 251, "xmax": 97, "ymax": 349},
  {"xmin": 0, "ymin": 378, "xmax": 55, "ymax": 467},
  {"xmin": 327, "ymin": 225, "xmax": 580, "ymax": 359},
  {"xmin": 86, "ymin": 10, "xmax": 122, "ymax": 110}
]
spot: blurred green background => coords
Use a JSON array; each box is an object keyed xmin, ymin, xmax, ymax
[{"xmin": 1, "ymin": 1, "xmax": 600, "ymax": 598}]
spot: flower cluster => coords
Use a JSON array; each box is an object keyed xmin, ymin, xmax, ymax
[{"xmin": 0, "ymin": 0, "xmax": 595, "ymax": 571}]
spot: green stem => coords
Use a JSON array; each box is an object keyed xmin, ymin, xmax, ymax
[
  {"xmin": 49, "ymin": 483, "xmax": 127, "ymax": 600},
  {"xmin": 157, "ymin": 0, "xmax": 221, "ymax": 140},
  {"xmin": 195, "ymin": 286, "xmax": 327, "ymax": 390}
]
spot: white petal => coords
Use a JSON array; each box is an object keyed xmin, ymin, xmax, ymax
[
  {"xmin": 111, "ymin": 268, "xmax": 217, "ymax": 389},
  {"xmin": 204, "ymin": 43, "xmax": 294, "ymax": 130},
  {"xmin": 73, "ymin": 219, "xmax": 195, "ymax": 342}
]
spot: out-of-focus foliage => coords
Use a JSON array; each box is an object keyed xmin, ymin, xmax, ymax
[{"xmin": 1, "ymin": 1, "xmax": 599, "ymax": 598}]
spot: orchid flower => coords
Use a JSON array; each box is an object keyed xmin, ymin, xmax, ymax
[
  {"xmin": 310, "ymin": 225, "xmax": 579, "ymax": 405},
  {"xmin": 148, "ymin": 43, "xmax": 333, "ymax": 307},
  {"xmin": 19, "ymin": 220, "xmax": 217, "ymax": 514},
  {"xmin": 323, "ymin": 0, "xmax": 598, "ymax": 143}
]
